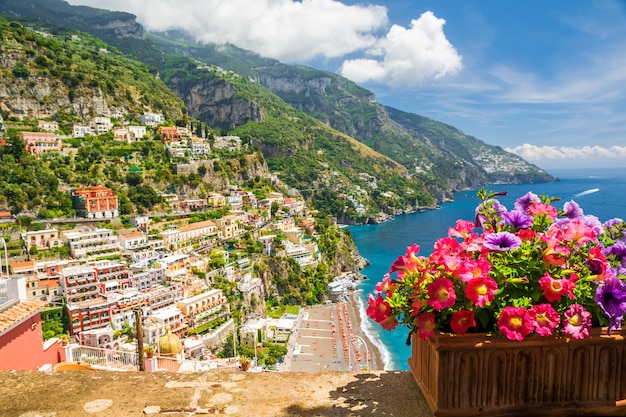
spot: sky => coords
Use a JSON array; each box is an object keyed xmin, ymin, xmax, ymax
[{"xmin": 66, "ymin": 0, "xmax": 626, "ymax": 171}]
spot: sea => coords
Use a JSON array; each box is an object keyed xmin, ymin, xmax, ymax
[{"xmin": 349, "ymin": 167, "xmax": 626, "ymax": 370}]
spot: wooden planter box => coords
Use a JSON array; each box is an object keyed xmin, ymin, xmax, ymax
[{"xmin": 408, "ymin": 328, "xmax": 626, "ymax": 417}]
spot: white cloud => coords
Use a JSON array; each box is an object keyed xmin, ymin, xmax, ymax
[
  {"xmin": 67, "ymin": 1, "xmax": 461, "ymax": 87},
  {"xmin": 506, "ymin": 143, "xmax": 626, "ymax": 160},
  {"xmin": 68, "ymin": 0, "xmax": 388, "ymax": 62},
  {"xmin": 339, "ymin": 12, "xmax": 463, "ymax": 88}
]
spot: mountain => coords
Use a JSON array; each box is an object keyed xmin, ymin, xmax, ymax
[
  {"xmin": 148, "ymin": 35, "xmax": 553, "ymax": 196},
  {"xmin": 0, "ymin": 0, "xmax": 554, "ymax": 223}
]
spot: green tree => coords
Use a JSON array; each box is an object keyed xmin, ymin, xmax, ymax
[{"xmin": 125, "ymin": 171, "xmax": 143, "ymax": 186}]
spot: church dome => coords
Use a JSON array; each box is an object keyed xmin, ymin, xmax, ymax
[{"xmin": 157, "ymin": 326, "xmax": 183, "ymax": 357}]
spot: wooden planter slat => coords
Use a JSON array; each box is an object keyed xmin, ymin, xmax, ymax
[{"xmin": 408, "ymin": 328, "xmax": 626, "ymax": 416}]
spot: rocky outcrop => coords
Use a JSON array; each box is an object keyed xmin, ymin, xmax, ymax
[
  {"xmin": 167, "ymin": 77, "xmax": 263, "ymax": 130},
  {"xmin": 174, "ymin": 153, "xmax": 269, "ymax": 199},
  {"xmin": 93, "ymin": 19, "xmax": 144, "ymax": 39},
  {"xmin": 0, "ymin": 75, "xmax": 111, "ymax": 120}
]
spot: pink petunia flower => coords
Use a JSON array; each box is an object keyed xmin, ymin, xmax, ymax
[
  {"xmin": 455, "ymin": 258, "xmax": 491, "ymax": 282},
  {"xmin": 563, "ymin": 304, "xmax": 592, "ymax": 339},
  {"xmin": 427, "ymin": 278, "xmax": 456, "ymax": 310},
  {"xmin": 528, "ymin": 202, "xmax": 558, "ymax": 221},
  {"xmin": 366, "ymin": 294, "xmax": 398, "ymax": 330},
  {"xmin": 450, "ymin": 310, "xmax": 476, "ymax": 335},
  {"xmin": 448, "ymin": 219, "xmax": 475, "ymax": 239},
  {"xmin": 374, "ymin": 274, "xmax": 396, "ymax": 296},
  {"xmin": 529, "ymin": 304, "xmax": 560, "ymax": 336},
  {"xmin": 389, "ymin": 244, "xmax": 422, "ymax": 275},
  {"xmin": 498, "ymin": 306, "xmax": 534, "ymax": 341},
  {"xmin": 465, "ymin": 276, "xmax": 498, "ymax": 307},
  {"xmin": 417, "ymin": 312, "xmax": 436, "ymax": 340},
  {"xmin": 561, "ymin": 220, "xmax": 597, "ymax": 246},
  {"xmin": 539, "ymin": 272, "xmax": 576, "ymax": 303}
]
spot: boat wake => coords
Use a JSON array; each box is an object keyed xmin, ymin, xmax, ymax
[{"xmin": 574, "ymin": 188, "xmax": 599, "ymax": 197}]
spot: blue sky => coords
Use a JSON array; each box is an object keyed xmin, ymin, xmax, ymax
[{"xmin": 68, "ymin": 0, "xmax": 626, "ymax": 170}]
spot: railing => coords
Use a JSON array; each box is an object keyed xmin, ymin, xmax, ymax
[
  {"xmin": 150, "ymin": 355, "xmax": 234, "ymax": 373},
  {"xmin": 68, "ymin": 345, "xmax": 138, "ymax": 371},
  {"xmin": 65, "ymin": 344, "xmax": 238, "ymax": 373}
]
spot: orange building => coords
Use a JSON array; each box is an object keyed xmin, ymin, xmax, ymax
[
  {"xmin": 71, "ymin": 186, "xmax": 119, "ymax": 219},
  {"xmin": 158, "ymin": 126, "xmax": 181, "ymax": 141}
]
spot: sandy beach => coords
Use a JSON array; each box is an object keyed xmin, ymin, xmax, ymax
[{"xmin": 283, "ymin": 292, "xmax": 383, "ymax": 373}]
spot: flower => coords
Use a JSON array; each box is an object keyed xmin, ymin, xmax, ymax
[
  {"xmin": 368, "ymin": 189, "xmax": 626, "ymax": 341},
  {"xmin": 563, "ymin": 304, "xmax": 592, "ymax": 339},
  {"xmin": 498, "ymin": 306, "xmax": 534, "ymax": 341},
  {"xmin": 450, "ymin": 310, "xmax": 476, "ymax": 335},
  {"xmin": 594, "ymin": 277, "xmax": 626, "ymax": 333}
]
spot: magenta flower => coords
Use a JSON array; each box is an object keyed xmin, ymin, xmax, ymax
[
  {"xmin": 427, "ymin": 278, "xmax": 456, "ymax": 310},
  {"xmin": 366, "ymin": 294, "xmax": 399, "ymax": 331},
  {"xmin": 450, "ymin": 310, "xmax": 476, "ymax": 335},
  {"xmin": 529, "ymin": 304, "xmax": 560, "ymax": 336},
  {"xmin": 417, "ymin": 312, "xmax": 436, "ymax": 340},
  {"xmin": 594, "ymin": 277, "xmax": 626, "ymax": 333},
  {"xmin": 465, "ymin": 277, "xmax": 498, "ymax": 307},
  {"xmin": 563, "ymin": 304, "xmax": 592, "ymax": 340},
  {"xmin": 498, "ymin": 306, "xmax": 534, "ymax": 341},
  {"xmin": 366, "ymin": 190, "xmax": 626, "ymax": 344},
  {"xmin": 483, "ymin": 231, "xmax": 522, "ymax": 251}
]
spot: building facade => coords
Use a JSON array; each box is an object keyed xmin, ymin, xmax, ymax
[{"xmin": 71, "ymin": 186, "xmax": 119, "ymax": 219}]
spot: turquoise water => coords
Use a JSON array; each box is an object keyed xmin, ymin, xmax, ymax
[{"xmin": 349, "ymin": 168, "xmax": 626, "ymax": 370}]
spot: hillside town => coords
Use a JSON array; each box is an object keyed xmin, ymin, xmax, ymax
[{"xmin": 0, "ymin": 109, "xmax": 370, "ymax": 374}]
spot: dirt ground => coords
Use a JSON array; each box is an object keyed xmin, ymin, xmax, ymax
[{"xmin": 0, "ymin": 369, "xmax": 433, "ymax": 417}]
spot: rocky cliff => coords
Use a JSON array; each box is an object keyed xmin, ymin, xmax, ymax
[{"xmin": 167, "ymin": 76, "xmax": 264, "ymax": 130}]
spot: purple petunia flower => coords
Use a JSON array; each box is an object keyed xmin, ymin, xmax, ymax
[
  {"xmin": 595, "ymin": 277, "xmax": 626, "ymax": 334},
  {"xmin": 602, "ymin": 240, "xmax": 626, "ymax": 259},
  {"xmin": 583, "ymin": 215, "xmax": 604, "ymax": 235},
  {"xmin": 483, "ymin": 231, "xmax": 522, "ymax": 251},
  {"xmin": 502, "ymin": 209, "xmax": 534, "ymax": 229},
  {"xmin": 603, "ymin": 218, "xmax": 624, "ymax": 229},
  {"xmin": 563, "ymin": 200, "xmax": 584, "ymax": 219},
  {"xmin": 514, "ymin": 192, "xmax": 541, "ymax": 212}
]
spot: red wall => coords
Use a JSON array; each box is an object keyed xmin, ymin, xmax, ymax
[{"xmin": 0, "ymin": 313, "xmax": 64, "ymax": 370}]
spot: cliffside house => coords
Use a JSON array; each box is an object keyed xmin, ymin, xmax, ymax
[
  {"xmin": 159, "ymin": 126, "xmax": 181, "ymax": 141},
  {"xmin": 71, "ymin": 186, "xmax": 119, "ymax": 219},
  {"xmin": 92, "ymin": 117, "xmax": 112, "ymax": 135},
  {"xmin": 21, "ymin": 228, "xmax": 63, "ymax": 252},
  {"xmin": 37, "ymin": 120, "xmax": 58, "ymax": 132},
  {"xmin": 61, "ymin": 226, "xmax": 120, "ymax": 259},
  {"xmin": 72, "ymin": 124, "xmax": 92, "ymax": 137},
  {"xmin": 19, "ymin": 132, "xmax": 62, "ymax": 156},
  {"xmin": 140, "ymin": 112, "xmax": 164, "ymax": 127}
]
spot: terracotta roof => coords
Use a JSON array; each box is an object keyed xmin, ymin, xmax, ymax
[
  {"xmin": 37, "ymin": 279, "xmax": 60, "ymax": 288},
  {"xmin": 0, "ymin": 299, "xmax": 46, "ymax": 334},
  {"xmin": 179, "ymin": 220, "xmax": 216, "ymax": 233},
  {"xmin": 120, "ymin": 231, "xmax": 144, "ymax": 239},
  {"xmin": 10, "ymin": 260, "xmax": 35, "ymax": 273}
]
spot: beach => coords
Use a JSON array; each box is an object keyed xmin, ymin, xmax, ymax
[{"xmin": 283, "ymin": 292, "xmax": 383, "ymax": 373}]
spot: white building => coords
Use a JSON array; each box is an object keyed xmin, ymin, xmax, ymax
[
  {"xmin": 72, "ymin": 124, "xmax": 92, "ymax": 137},
  {"xmin": 61, "ymin": 227, "xmax": 120, "ymax": 259},
  {"xmin": 140, "ymin": 112, "xmax": 164, "ymax": 127}
]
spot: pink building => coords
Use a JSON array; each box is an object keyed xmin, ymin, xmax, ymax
[
  {"xmin": 0, "ymin": 288, "xmax": 65, "ymax": 370},
  {"xmin": 19, "ymin": 131, "xmax": 62, "ymax": 156}
]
